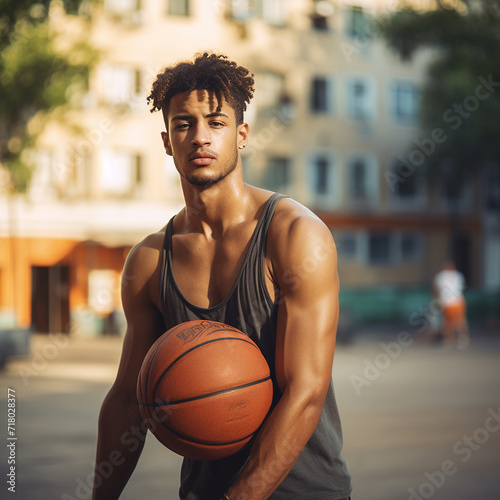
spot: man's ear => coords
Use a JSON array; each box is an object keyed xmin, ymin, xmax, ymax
[
  {"xmin": 237, "ymin": 122, "xmax": 249, "ymax": 150},
  {"xmin": 161, "ymin": 131, "xmax": 172, "ymax": 156}
]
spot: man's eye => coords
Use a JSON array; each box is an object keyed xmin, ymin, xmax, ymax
[
  {"xmin": 211, "ymin": 121, "xmax": 224, "ymax": 127},
  {"xmin": 177, "ymin": 123, "xmax": 190, "ymax": 129}
]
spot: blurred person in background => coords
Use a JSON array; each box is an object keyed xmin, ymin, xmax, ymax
[{"xmin": 433, "ymin": 261, "xmax": 470, "ymax": 349}]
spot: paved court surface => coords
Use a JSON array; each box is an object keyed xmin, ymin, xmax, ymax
[{"xmin": 1, "ymin": 325, "xmax": 499, "ymax": 500}]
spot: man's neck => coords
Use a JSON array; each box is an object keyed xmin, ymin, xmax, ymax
[{"xmin": 180, "ymin": 180, "xmax": 254, "ymax": 238}]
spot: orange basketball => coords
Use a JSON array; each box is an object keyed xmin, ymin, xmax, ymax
[{"xmin": 136, "ymin": 320, "xmax": 273, "ymax": 460}]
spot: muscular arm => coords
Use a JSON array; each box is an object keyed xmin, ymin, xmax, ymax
[
  {"xmin": 92, "ymin": 236, "xmax": 165, "ymax": 500},
  {"xmin": 227, "ymin": 205, "xmax": 339, "ymax": 499}
]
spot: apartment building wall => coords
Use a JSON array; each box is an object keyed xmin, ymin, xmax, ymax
[
  {"xmin": 0, "ymin": 0, "xmax": 486, "ymax": 330},
  {"xmin": 230, "ymin": 0, "xmax": 482, "ymax": 287}
]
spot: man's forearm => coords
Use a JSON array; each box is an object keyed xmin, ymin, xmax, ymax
[
  {"xmin": 227, "ymin": 390, "xmax": 324, "ymax": 500},
  {"xmin": 92, "ymin": 389, "xmax": 147, "ymax": 500}
]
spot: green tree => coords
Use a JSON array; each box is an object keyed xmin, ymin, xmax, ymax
[
  {"xmin": 379, "ymin": 0, "xmax": 500, "ymax": 275},
  {"xmin": 0, "ymin": 0, "xmax": 96, "ymax": 191}
]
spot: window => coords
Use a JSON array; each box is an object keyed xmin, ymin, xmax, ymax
[
  {"xmin": 349, "ymin": 157, "xmax": 367, "ymax": 200},
  {"xmin": 396, "ymin": 172, "xmax": 417, "ymax": 199},
  {"xmin": 311, "ymin": 13, "xmax": 328, "ymax": 30},
  {"xmin": 348, "ymin": 155, "xmax": 378, "ymax": 204},
  {"xmin": 310, "ymin": 154, "xmax": 335, "ymax": 199},
  {"xmin": 277, "ymin": 94, "xmax": 296, "ymax": 122},
  {"xmin": 262, "ymin": 0, "xmax": 287, "ymax": 26},
  {"xmin": 336, "ymin": 232, "xmax": 359, "ymax": 261},
  {"xmin": 104, "ymin": 0, "xmax": 142, "ymax": 23},
  {"xmin": 311, "ymin": 1, "xmax": 334, "ymax": 30},
  {"xmin": 101, "ymin": 64, "xmax": 142, "ymax": 105},
  {"xmin": 346, "ymin": 5, "xmax": 370, "ymax": 38},
  {"xmin": 368, "ymin": 233, "xmax": 391, "ymax": 265},
  {"xmin": 100, "ymin": 150, "xmax": 143, "ymax": 197},
  {"xmin": 308, "ymin": 152, "xmax": 338, "ymax": 207},
  {"xmin": 388, "ymin": 158, "xmax": 425, "ymax": 206},
  {"xmin": 390, "ymin": 81, "xmax": 420, "ymax": 123},
  {"xmin": 74, "ymin": 152, "xmax": 92, "ymax": 199},
  {"xmin": 104, "ymin": 0, "xmax": 141, "ymax": 14},
  {"xmin": 227, "ymin": 0, "xmax": 287, "ymax": 25},
  {"xmin": 228, "ymin": 0, "xmax": 253, "ymax": 21},
  {"xmin": 167, "ymin": 0, "xmax": 190, "ymax": 16},
  {"xmin": 311, "ymin": 77, "xmax": 333, "ymax": 113},
  {"xmin": 55, "ymin": 146, "xmax": 92, "ymax": 199},
  {"xmin": 265, "ymin": 157, "xmax": 291, "ymax": 191},
  {"xmin": 346, "ymin": 77, "xmax": 375, "ymax": 120},
  {"xmin": 336, "ymin": 231, "xmax": 422, "ymax": 265},
  {"xmin": 28, "ymin": 147, "xmax": 91, "ymax": 201},
  {"xmin": 315, "ymin": 157, "xmax": 330, "ymax": 195},
  {"xmin": 401, "ymin": 234, "xmax": 421, "ymax": 261},
  {"xmin": 28, "ymin": 149, "xmax": 56, "ymax": 202},
  {"xmin": 368, "ymin": 232, "xmax": 422, "ymax": 265},
  {"xmin": 255, "ymin": 73, "xmax": 285, "ymax": 108}
]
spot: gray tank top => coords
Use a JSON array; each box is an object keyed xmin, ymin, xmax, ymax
[{"xmin": 159, "ymin": 193, "xmax": 352, "ymax": 500}]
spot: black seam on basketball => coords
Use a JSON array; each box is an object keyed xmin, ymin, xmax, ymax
[
  {"xmin": 137, "ymin": 370, "xmax": 144, "ymax": 409},
  {"xmin": 152, "ymin": 406, "xmax": 257, "ymax": 447},
  {"xmin": 140, "ymin": 375, "xmax": 271, "ymax": 407},
  {"xmin": 151, "ymin": 336, "xmax": 262, "ymax": 406},
  {"xmin": 205, "ymin": 327, "xmax": 250, "ymax": 337},
  {"xmin": 143, "ymin": 322, "xmax": 186, "ymax": 402}
]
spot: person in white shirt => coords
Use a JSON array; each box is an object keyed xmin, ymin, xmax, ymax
[{"xmin": 433, "ymin": 261, "xmax": 470, "ymax": 348}]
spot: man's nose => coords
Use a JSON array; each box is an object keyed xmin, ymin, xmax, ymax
[{"xmin": 191, "ymin": 123, "xmax": 211, "ymax": 147}]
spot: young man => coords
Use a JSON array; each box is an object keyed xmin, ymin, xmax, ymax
[{"xmin": 92, "ymin": 52, "xmax": 352, "ymax": 500}]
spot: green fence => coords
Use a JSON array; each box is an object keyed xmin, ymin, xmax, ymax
[{"xmin": 339, "ymin": 288, "xmax": 500, "ymax": 325}]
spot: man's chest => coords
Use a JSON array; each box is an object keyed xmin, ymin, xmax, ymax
[{"xmin": 169, "ymin": 228, "xmax": 275, "ymax": 308}]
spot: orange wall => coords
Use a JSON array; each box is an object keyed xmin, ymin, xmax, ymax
[{"xmin": 0, "ymin": 236, "xmax": 130, "ymax": 328}]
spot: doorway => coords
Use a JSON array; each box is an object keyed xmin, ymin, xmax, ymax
[{"xmin": 31, "ymin": 266, "xmax": 70, "ymax": 333}]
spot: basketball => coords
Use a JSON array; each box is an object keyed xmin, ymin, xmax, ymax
[{"xmin": 136, "ymin": 320, "xmax": 273, "ymax": 460}]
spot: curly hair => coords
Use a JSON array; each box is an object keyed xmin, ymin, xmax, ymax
[{"xmin": 147, "ymin": 52, "xmax": 255, "ymax": 125}]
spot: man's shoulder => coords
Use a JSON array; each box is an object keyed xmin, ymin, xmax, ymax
[
  {"xmin": 123, "ymin": 228, "xmax": 167, "ymax": 278},
  {"xmin": 271, "ymin": 195, "xmax": 331, "ymax": 239},
  {"xmin": 268, "ymin": 195, "xmax": 335, "ymax": 267},
  {"xmin": 130, "ymin": 228, "xmax": 165, "ymax": 257},
  {"xmin": 137, "ymin": 228, "xmax": 167, "ymax": 250},
  {"xmin": 266, "ymin": 195, "xmax": 338, "ymax": 293}
]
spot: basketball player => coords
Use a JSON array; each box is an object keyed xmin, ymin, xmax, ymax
[{"xmin": 92, "ymin": 53, "xmax": 352, "ymax": 500}]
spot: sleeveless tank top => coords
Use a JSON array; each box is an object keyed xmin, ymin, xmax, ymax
[{"xmin": 159, "ymin": 193, "xmax": 352, "ymax": 500}]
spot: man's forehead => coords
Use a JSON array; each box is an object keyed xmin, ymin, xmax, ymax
[{"xmin": 169, "ymin": 89, "xmax": 231, "ymax": 114}]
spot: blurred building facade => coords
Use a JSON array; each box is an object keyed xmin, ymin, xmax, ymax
[{"xmin": 0, "ymin": 0, "xmax": 498, "ymax": 332}]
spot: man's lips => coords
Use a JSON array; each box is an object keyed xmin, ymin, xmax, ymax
[{"xmin": 188, "ymin": 150, "xmax": 217, "ymax": 166}]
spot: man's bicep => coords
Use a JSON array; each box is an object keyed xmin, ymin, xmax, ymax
[
  {"xmin": 113, "ymin": 245, "xmax": 165, "ymax": 399},
  {"xmin": 273, "ymin": 217, "xmax": 339, "ymax": 395},
  {"xmin": 115, "ymin": 306, "xmax": 164, "ymax": 395}
]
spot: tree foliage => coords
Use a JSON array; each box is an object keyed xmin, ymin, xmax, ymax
[
  {"xmin": 0, "ymin": 0, "xmax": 96, "ymax": 191},
  {"xmin": 379, "ymin": 0, "xmax": 500, "ymax": 202}
]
